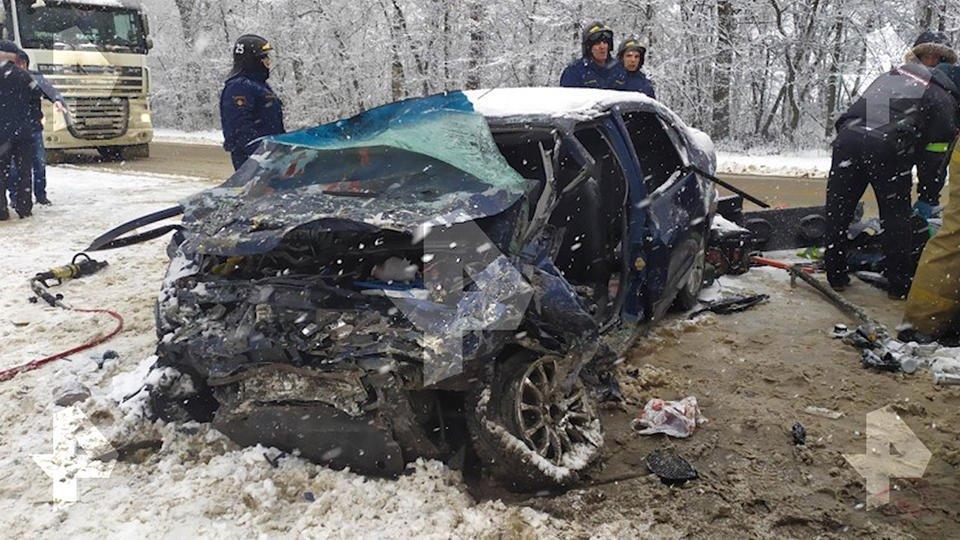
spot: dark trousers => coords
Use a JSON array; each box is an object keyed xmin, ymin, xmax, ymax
[
  {"xmin": 9, "ymin": 130, "xmax": 47, "ymax": 204},
  {"xmin": 230, "ymin": 150, "xmax": 251, "ymax": 171},
  {"xmin": 824, "ymin": 144, "xmax": 914, "ymax": 295},
  {"xmin": 916, "ymin": 148, "xmax": 949, "ymax": 206},
  {"xmin": 0, "ymin": 136, "xmax": 35, "ymax": 218}
]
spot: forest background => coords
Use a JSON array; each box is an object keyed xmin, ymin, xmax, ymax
[{"xmin": 146, "ymin": 0, "xmax": 960, "ymax": 150}]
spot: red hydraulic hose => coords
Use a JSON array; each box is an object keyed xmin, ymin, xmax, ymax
[
  {"xmin": 0, "ymin": 307, "xmax": 124, "ymax": 383},
  {"xmin": 751, "ymin": 255, "xmax": 816, "ymax": 274}
]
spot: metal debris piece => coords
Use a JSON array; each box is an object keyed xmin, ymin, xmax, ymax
[
  {"xmin": 791, "ymin": 422, "xmax": 806, "ymax": 445},
  {"xmin": 804, "ymin": 406, "xmax": 843, "ymax": 420},
  {"xmin": 644, "ymin": 449, "xmax": 698, "ymax": 485},
  {"xmin": 860, "ymin": 349, "xmax": 900, "ymax": 372},
  {"xmin": 688, "ymin": 293, "xmax": 769, "ymax": 318},
  {"xmin": 933, "ymin": 372, "xmax": 960, "ymax": 386}
]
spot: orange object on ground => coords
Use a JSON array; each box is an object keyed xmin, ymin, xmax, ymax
[{"xmin": 750, "ymin": 256, "xmax": 816, "ymax": 274}]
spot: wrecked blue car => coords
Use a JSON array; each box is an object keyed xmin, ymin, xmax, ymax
[{"xmin": 147, "ymin": 88, "xmax": 717, "ymax": 490}]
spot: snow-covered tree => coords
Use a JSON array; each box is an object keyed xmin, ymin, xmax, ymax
[{"xmin": 142, "ymin": 0, "xmax": 960, "ymax": 148}]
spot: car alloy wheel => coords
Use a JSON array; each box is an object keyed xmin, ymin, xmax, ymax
[
  {"xmin": 684, "ymin": 244, "xmax": 707, "ymax": 299},
  {"xmin": 513, "ymin": 356, "xmax": 600, "ymax": 465}
]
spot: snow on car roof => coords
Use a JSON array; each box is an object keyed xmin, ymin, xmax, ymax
[
  {"xmin": 465, "ymin": 87, "xmax": 657, "ymax": 122},
  {"xmin": 465, "ymin": 87, "xmax": 717, "ymax": 175},
  {"xmin": 54, "ymin": 0, "xmax": 140, "ymax": 9}
]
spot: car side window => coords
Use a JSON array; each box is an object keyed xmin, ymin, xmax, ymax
[
  {"xmin": 621, "ymin": 111, "xmax": 685, "ymax": 193},
  {"xmin": 572, "ymin": 126, "xmax": 628, "ymax": 208}
]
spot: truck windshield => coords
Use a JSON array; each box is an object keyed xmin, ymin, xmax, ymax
[{"xmin": 17, "ymin": 2, "xmax": 146, "ymax": 53}]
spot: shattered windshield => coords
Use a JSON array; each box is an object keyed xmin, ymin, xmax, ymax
[{"xmin": 183, "ymin": 92, "xmax": 531, "ymax": 256}]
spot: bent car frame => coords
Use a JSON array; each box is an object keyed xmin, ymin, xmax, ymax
[{"xmin": 144, "ymin": 88, "xmax": 717, "ymax": 490}]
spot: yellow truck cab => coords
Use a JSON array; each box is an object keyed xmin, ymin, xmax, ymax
[{"xmin": 1, "ymin": 0, "xmax": 152, "ymax": 160}]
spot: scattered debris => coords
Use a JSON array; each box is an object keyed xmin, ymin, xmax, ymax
[
  {"xmin": 853, "ymin": 271, "xmax": 888, "ymax": 291},
  {"xmin": 899, "ymin": 356, "xmax": 920, "ymax": 374},
  {"xmin": 803, "ymin": 406, "xmax": 843, "ymax": 420},
  {"xmin": 860, "ymin": 350, "xmax": 900, "ymax": 372},
  {"xmin": 688, "ymin": 293, "xmax": 769, "ymax": 318},
  {"xmin": 840, "ymin": 326, "xmax": 879, "ymax": 350},
  {"xmin": 53, "ymin": 381, "xmax": 91, "ymax": 407},
  {"xmin": 933, "ymin": 372, "xmax": 960, "ymax": 386},
  {"xmin": 644, "ymin": 449, "xmax": 699, "ymax": 485},
  {"xmin": 633, "ymin": 396, "xmax": 706, "ymax": 438},
  {"xmin": 931, "ymin": 355, "xmax": 960, "ymax": 374},
  {"xmin": 791, "ymin": 422, "xmax": 806, "ymax": 446},
  {"xmin": 97, "ymin": 349, "xmax": 121, "ymax": 369}
]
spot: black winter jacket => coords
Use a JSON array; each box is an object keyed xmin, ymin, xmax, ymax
[
  {"xmin": 0, "ymin": 60, "xmax": 38, "ymax": 141},
  {"xmin": 834, "ymin": 62, "xmax": 959, "ymax": 157}
]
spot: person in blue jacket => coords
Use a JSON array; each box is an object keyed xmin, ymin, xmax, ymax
[
  {"xmin": 9, "ymin": 49, "xmax": 68, "ymax": 206},
  {"xmin": 220, "ymin": 34, "xmax": 285, "ymax": 170},
  {"xmin": 616, "ymin": 36, "xmax": 656, "ymax": 99},
  {"xmin": 560, "ymin": 22, "xmax": 625, "ymax": 90},
  {"xmin": 0, "ymin": 40, "xmax": 38, "ymax": 220}
]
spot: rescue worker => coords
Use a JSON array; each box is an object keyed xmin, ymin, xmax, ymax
[
  {"xmin": 901, "ymin": 136, "xmax": 960, "ymax": 344},
  {"xmin": 616, "ymin": 36, "xmax": 656, "ymax": 98},
  {"xmin": 9, "ymin": 49, "xmax": 67, "ymax": 206},
  {"xmin": 824, "ymin": 31, "xmax": 959, "ymax": 299},
  {"xmin": 220, "ymin": 34, "xmax": 285, "ymax": 171},
  {"xmin": 560, "ymin": 22, "xmax": 625, "ymax": 90},
  {"xmin": 0, "ymin": 40, "xmax": 38, "ymax": 220}
]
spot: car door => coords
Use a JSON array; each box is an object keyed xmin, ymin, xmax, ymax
[{"xmin": 620, "ymin": 110, "xmax": 708, "ymax": 321}]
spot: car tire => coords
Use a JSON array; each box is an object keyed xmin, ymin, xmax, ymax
[
  {"xmin": 466, "ymin": 352, "xmax": 603, "ymax": 492},
  {"xmin": 674, "ymin": 232, "xmax": 707, "ymax": 311}
]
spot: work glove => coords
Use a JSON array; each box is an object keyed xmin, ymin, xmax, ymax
[{"xmin": 912, "ymin": 200, "xmax": 940, "ymax": 220}]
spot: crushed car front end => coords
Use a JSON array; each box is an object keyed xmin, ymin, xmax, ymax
[{"xmin": 150, "ymin": 93, "xmax": 608, "ymax": 485}]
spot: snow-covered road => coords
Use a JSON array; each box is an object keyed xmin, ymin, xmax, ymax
[{"xmin": 0, "ymin": 168, "xmax": 630, "ymax": 538}]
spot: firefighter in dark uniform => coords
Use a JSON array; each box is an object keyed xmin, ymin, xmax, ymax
[
  {"xmin": 824, "ymin": 31, "xmax": 960, "ymax": 298},
  {"xmin": 220, "ymin": 35, "xmax": 285, "ymax": 171}
]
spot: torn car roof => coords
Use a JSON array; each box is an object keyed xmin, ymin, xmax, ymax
[{"xmin": 465, "ymin": 88, "xmax": 716, "ymax": 175}]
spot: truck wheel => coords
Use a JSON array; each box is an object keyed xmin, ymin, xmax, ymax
[{"xmin": 467, "ymin": 352, "xmax": 603, "ymax": 491}]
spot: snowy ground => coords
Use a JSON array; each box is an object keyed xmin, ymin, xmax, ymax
[
  {"xmin": 0, "ymin": 168, "xmax": 626, "ymax": 538},
  {"xmin": 153, "ymin": 129, "xmax": 224, "ymax": 147},
  {"xmin": 716, "ymin": 150, "xmax": 831, "ymax": 178},
  {"xmin": 3, "ymin": 166, "xmax": 957, "ymax": 537}
]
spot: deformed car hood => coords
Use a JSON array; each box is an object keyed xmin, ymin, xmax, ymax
[{"xmin": 182, "ymin": 92, "xmax": 530, "ymax": 256}]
